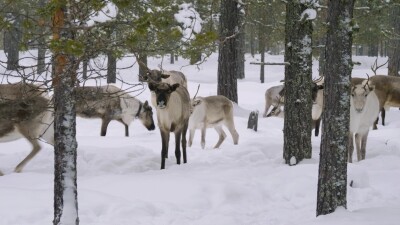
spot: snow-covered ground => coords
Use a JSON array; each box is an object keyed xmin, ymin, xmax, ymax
[{"xmin": 0, "ymin": 52, "xmax": 399, "ymax": 225}]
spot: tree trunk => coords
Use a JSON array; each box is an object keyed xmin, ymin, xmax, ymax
[
  {"xmin": 6, "ymin": 13, "xmax": 21, "ymax": 70},
  {"xmin": 317, "ymin": 0, "xmax": 355, "ymax": 216},
  {"xmin": 236, "ymin": 9, "xmax": 245, "ymax": 79},
  {"xmin": 217, "ymin": 0, "xmax": 240, "ymax": 103},
  {"xmin": 170, "ymin": 52, "xmax": 175, "ymax": 64},
  {"xmin": 37, "ymin": 0, "xmax": 46, "ymax": 74},
  {"xmin": 388, "ymin": 4, "xmax": 400, "ymax": 76},
  {"xmin": 107, "ymin": 51, "xmax": 116, "ymax": 83},
  {"xmin": 283, "ymin": 1, "xmax": 314, "ymax": 165},
  {"xmin": 138, "ymin": 53, "xmax": 148, "ymax": 82},
  {"xmin": 52, "ymin": 3, "xmax": 79, "ymax": 225},
  {"xmin": 82, "ymin": 58, "xmax": 88, "ymax": 80}
]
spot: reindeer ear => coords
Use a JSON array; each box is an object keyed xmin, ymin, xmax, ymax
[
  {"xmin": 170, "ymin": 83, "xmax": 180, "ymax": 92},
  {"xmin": 161, "ymin": 74, "xmax": 170, "ymax": 79},
  {"xmin": 193, "ymin": 99, "xmax": 202, "ymax": 106}
]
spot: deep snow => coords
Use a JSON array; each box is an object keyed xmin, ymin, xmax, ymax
[{"xmin": 0, "ymin": 52, "xmax": 399, "ymax": 225}]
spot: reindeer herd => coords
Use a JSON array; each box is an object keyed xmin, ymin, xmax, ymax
[{"xmin": 0, "ymin": 62, "xmax": 399, "ymax": 174}]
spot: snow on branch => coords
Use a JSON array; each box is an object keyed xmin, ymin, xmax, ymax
[
  {"xmin": 86, "ymin": 1, "xmax": 118, "ymax": 27},
  {"xmin": 174, "ymin": 3, "xmax": 203, "ymax": 41}
]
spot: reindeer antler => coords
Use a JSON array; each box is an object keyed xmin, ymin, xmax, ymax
[
  {"xmin": 371, "ymin": 58, "xmax": 388, "ymax": 76},
  {"xmin": 193, "ymin": 84, "xmax": 200, "ymax": 100}
]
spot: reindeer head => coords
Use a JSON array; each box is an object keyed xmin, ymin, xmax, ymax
[
  {"xmin": 266, "ymin": 96, "xmax": 284, "ymax": 118},
  {"xmin": 138, "ymin": 61, "xmax": 170, "ymax": 83},
  {"xmin": 148, "ymin": 82, "xmax": 180, "ymax": 109},
  {"xmin": 138, "ymin": 100, "xmax": 156, "ymax": 130},
  {"xmin": 351, "ymin": 81, "xmax": 375, "ymax": 113},
  {"xmin": 142, "ymin": 69, "xmax": 170, "ymax": 83}
]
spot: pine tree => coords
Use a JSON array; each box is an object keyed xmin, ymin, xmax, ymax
[{"xmin": 317, "ymin": 0, "xmax": 355, "ymax": 216}]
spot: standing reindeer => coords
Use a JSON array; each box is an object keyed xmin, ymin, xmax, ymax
[
  {"xmin": 0, "ymin": 83, "xmax": 54, "ymax": 174},
  {"xmin": 188, "ymin": 95, "xmax": 239, "ymax": 149},
  {"xmin": 148, "ymin": 82, "xmax": 191, "ymax": 170},
  {"xmin": 74, "ymin": 85, "xmax": 155, "ymax": 136},
  {"xmin": 367, "ymin": 75, "xmax": 400, "ymax": 129},
  {"xmin": 349, "ymin": 79, "xmax": 380, "ymax": 162}
]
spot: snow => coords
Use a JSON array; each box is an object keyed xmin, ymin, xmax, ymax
[
  {"xmin": 300, "ymin": 9, "xmax": 317, "ymax": 21},
  {"xmin": 86, "ymin": 2, "xmax": 118, "ymax": 27},
  {"xmin": 174, "ymin": 3, "xmax": 203, "ymax": 40},
  {"xmin": 1, "ymin": 51, "xmax": 400, "ymax": 225}
]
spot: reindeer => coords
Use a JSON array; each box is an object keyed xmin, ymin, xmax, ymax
[
  {"xmin": 188, "ymin": 95, "xmax": 239, "ymax": 149},
  {"xmin": 74, "ymin": 85, "xmax": 155, "ymax": 137},
  {"xmin": 349, "ymin": 80, "xmax": 380, "ymax": 163},
  {"xmin": 263, "ymin": 84, "xmax": 284, "ymax": 118},
  {"xmin": 266, "ymin": 80, "xmax": 324, "ymax": 136},
  {"xmin": 0, "ymin": 83, "xmax": 54, "ymax": 175},
  {"xmin": 366, "ymin": 75, "xmax": 400, "ymax": 129},
  {"xmin": 138, "ymin": 61, "xmax": 188, "ymax": 89},
  {"xmin": 148, "ymin": 81, "xmax": 191, "ymax": 170}
]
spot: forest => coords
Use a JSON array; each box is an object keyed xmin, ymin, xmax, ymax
[{"xmin": 0, "ymin": 0, "xmax": 399, "ymax": 224}]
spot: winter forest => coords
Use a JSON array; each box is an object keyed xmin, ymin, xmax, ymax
[{"xmin": 0, "ymin": 0, "xmax": 400, "ymax": 224}]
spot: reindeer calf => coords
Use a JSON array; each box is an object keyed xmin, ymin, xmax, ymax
[
  {"xmin": 189, "ymin": 95, "xmax": 239, "ymax": 149},
  {"xmin": 0, "ymin": 83, "xmax": 54, "ymax": 174},
  {"xmin": 75, "ymin": 85, "xmax": 155, "ymax": 137},
  {"xmin": 148, "ymin": 82, "xmax": 191, "ymax": 169}
]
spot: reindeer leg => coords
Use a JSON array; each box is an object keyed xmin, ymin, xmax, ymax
[
  {"xmin": 175, "ymin": 131, "xmax": 182, "ymax": 165},
  {"xmin": 225, "ymin": 120, "xmax": 239, "ymax": 145},
  {"xmin": 160, "ymin": 129, "xmax": 170, "ymax": 170},
  {"xmin": 214, "ymin": 126, "xmax": 226, "ymax": 149},
  {"xmin": 355, "ymin": 133, "xmax": 362, "ymax": 162},
  {"xmin": 361, "ymin": 131, "xmax": 369, "ymax": 160},
  {"xmin": 182, "ymin": 121, "xmax": 188, "ymax": 164},
  {"xmin": 101, "ymin": 118, "xmax": 112, "ymax": 136},
  {"xmin": 381, "ymin": 108, "xmax": 385, "ymax": 126},
  {"xmin": 314, "ymin": 119, "xmax": 321, "ymax": 137},
  {"xmin": 201, "ymin": 125, "xmax": 207, "ymax": 149},
  {"xmin": 118, "ymin": 119, "xmax": 129, "ymax": 137},
  {"xmin": 15, "ymin": 138, "xmax": 41, "ymax": 173},
  {"xmin": 188, "ymin": 128, "xmax": 195, "ymax": 147},
  {"xmin": 263, "ymin": 98, "xmax": 271, "ymax": 118},
  {"xmin": 348, "ymin": 133, "xmax": 354, "ymax": 163}
]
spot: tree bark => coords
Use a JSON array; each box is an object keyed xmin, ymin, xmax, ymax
[
  {"xmin": 218, "ymin": 0, "xmax": 240, "ymax": 103},
  {"xmin": 107, "ymin": 51, "xmax": 116, "ymax": 83},
  {"xmin": 138, "ymin": 53, "xmax": 148, "ymax": 82},
  {"xmin": 388, "ymin": 4, "xmax": 400, "ymax": 76},
  {"xmin": 6, "ymin": 13, "xmax": 21, "ymax": 70},
  {"xmin": 52, "ymin": 3, "xmax": 79, "ymax": 224},
  {"xmin": 317, "ymin": 0, "xmax": 355, "ymax": 216},
  {"xmin": 283, "ymin": 1, "xmax": 314, "ymax": 165}
]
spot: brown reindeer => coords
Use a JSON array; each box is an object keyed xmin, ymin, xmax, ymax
[
  {"xmin": 0, "ymin": 83, "xmax": 54, "ymax": 174},
  {"xmin": 75, "ymin": 85, "xmax": 155, "ymax": 136},
  {"xmin": 148, "ymin": 82, "xmax": 191, "ymax": 170},
  {"xmin": 188, "ymin": 95, "xmax": 239, "ymax": 149},
  {"xmin": 367, "ymin": 75, "xmax": 400, "ymax": 129}
]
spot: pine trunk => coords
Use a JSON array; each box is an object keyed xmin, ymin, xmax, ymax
[
  {"xmin": 52, "ymin": 3, "xmax": 79, "ymax": 225},
  {"xmin": 283, "ymin": 1, "xmax": 314, "ymax": 165},
  {"xmin": 107, "ymin": 51, "xmax": 116, "ymax": 83},
  {"xmin": 217, "ymin": 0, "xmax": 239, "ymax": 103},
  {"xmin": 388, "ymin": 4, "xmax": 400, "ymax": 76},
  {"xmin": 317, "ymin": 0, "xmax": 355, "ymax": 216},
  {"xmin": 6, "ymin": 14, "xmax": 21, "ymax": 70}
]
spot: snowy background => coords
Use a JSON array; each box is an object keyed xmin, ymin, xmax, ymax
[{"xmin": 0, "ymin": 52, "xmax": 399, "ymax": 225}]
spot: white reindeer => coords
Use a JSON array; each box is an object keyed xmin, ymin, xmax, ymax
[
  {"xmin": 188, "ymin": 95, "xmax": 239, "ymax": 149},
  {"xmin": 349, "ymin": 80, "xmax": 380, "ymax": 163},
  {"xmin": 0, "ymin": 83, "xmax": 54, "ymax": 174}
]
